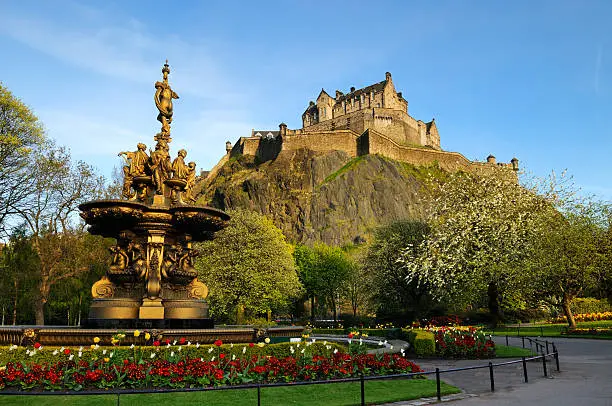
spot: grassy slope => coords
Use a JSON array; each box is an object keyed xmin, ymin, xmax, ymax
[
  {"xmin": 0, "ymin": 379, "xmax": 460, "ymax": 406},
  {"xmin": 485, "ymin": 320, "xmax": 612, "ymax": 339}
]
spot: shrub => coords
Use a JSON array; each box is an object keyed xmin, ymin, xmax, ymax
[
  {"xmin": 570, "ymin": 298, "xmax": 612, "ymax": 315},
  {"xmin": 403, "ymin": 329, "xmax": 435, "ymax": 357},
  {"xmin": 430, "ymin": 327, "xmax": 495, "ymax": 359}
]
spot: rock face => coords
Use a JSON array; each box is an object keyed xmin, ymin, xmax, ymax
[{"xmin": 197, "ymin": 149, "xmax": 440, "ymax": 245}]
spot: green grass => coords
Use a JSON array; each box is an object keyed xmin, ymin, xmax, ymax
[
  {"xmin": 323, "ymin": 156, "xmax": 365, "ymax": 184},
  {"xmin": 485, "ymin": 320, "xmax": 612, "ymax": 339},
  {"xmin": 495, "ymin": 345, "xmax": 535, "ymax": 358},
  {"xmin": 0, "ymin": 379, "xmax": 460, "ymax": 406}
]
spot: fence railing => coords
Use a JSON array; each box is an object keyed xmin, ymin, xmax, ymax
[{"xmin": 0, "ymin": 337, "xmax": 560, "ymax": 406}]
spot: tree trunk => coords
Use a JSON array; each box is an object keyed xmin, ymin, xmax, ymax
[
  {"xmin": 310, "ymin": 296, "xmax": 315, "ymax": 322},
  {"xmin": 561, "ymin": 292, "xmax": 576, "ymax": 329},
  {"xmin": 34, "ymin": 299, "xmax": 45, "ymax": 325},
  {"xmin": 35, "ymin": 277, "xmax": 50, "ymax": 325},
  {"xmin": 487, "ymin": 281, "xmax": 501, "ymax": 328},
  {"xmin": 12, "ymin": 279, "xmax": 18, "ymax": 325}
]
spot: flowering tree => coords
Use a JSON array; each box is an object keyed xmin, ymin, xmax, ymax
[{"xmin": 400, "ymin": 171, "xmax": 555, "ymax": 324}]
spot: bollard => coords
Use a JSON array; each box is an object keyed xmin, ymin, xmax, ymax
[
  {"xmin": 489, "ymin": 362, "xmax": 495, "ymax": 392},
  {"xmin": 360, "ymin": 373, "xmax": 365, "ymax": 406},
  {"xmin": 257, "ymin": 384, "xmax": 261, "ymax": 406},
  {"xmin": 542, "ymin": 354, "xmax": 548, "ymax": 377},
  {"xmin": 436, "ymin": 368, "xmax": 441, "ymax": 401},
  {"xmin": 553, "ymin": 343, "xmax": 560, "ymax": 372},
  {"xmin": 522, "ymin": 357, "xmax": 528, "ymax": 383}
]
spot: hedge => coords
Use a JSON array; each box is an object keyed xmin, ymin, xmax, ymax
[{"xmin": 402, "ymin": 329, "xmax": 435, "ymax": 357}]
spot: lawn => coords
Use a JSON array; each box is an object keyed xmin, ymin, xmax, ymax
[
  {"xmin": 484, "ymin": 320, "xmax": 612, "ymax": 339},
  {"xmin": 0, "ymin": 379, "xmax": 460, "ymax": 406},
  {"xmin": 495, "ymin": 345, "xmax": 534, "ymax": 358}
]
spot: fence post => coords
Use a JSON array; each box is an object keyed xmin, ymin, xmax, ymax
[
  {"xmin": 436, "ymin": 368, "xmax": 441, "ymax": 401},
  {"xmin": 542, "ymin": 354, "xmax": 548, "ymax": 377},
  {"xmin": 117, "ymin": 393, "xmax": 120, "ymax": 406},
  {"xmin": 553, "ymin": 343, "xmax": 560, "ymax": 372},
  {"xmin": 546, "ymin": 340, "xmax": 549, "ymax": 355},
  {"xmin": 489, "ymin": 362, "xmax": 495, "ymax": 392},
  {"xmin": 360, "ymin": 373, "xmax": 365, "ymax": 406},
  {"xmin": 257, "ymin": 384, "xmax": 261, "ymax": 406},
  {"xmin": 517, "ymin": 325, "xmax": 520, "ymax": 337},
  {"xmin": 540, "ymin": 326, "xmax": 544, "ymax": 337},
  {"xmin": 521, "ymin": 336, "xmax": 525, "ymax": 348},
  {"xmin": 522, "ymin": 357, "xmax": 528, "ymax": 383},
  {"xmin": 505, "ymin": 335, "xmax": 509, "ymax": 346}
]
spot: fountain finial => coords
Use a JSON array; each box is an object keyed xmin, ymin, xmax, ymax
[{"xmin": 154, "ymin": 60, "xmax": 179, "ymax": 142}]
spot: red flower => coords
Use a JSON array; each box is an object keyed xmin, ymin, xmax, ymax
[
  {"xmin": 123, "ymin": 359, "xmax": 129, "ymax": 365},
  {"xmin": 165, "ymin": 338, "xmax": 171, "ymax": 345},
  {"xmin": 63, "ymin": 348, "xmax": 70, "ymax": 355},
  {"xmin": 348, "ymin": 333, "xmax": 354, "ymax": 339},
  {"xmin": 153, "ymin": 340, "xmax": 161, "ymax": 347},
  {"xmin": 179, "ymin": 337, "xmax": 186, "ymax": 345},
  {"xmin": 219, "ymin": 353, "xmax": 226, "ymax": 359},
  {"xmin": 33, "ymin": 342, "xmax": 41, "ymax": 349},
  {"xmin": 249, "ymin": 342, "xmax": 254, "ymax": 347},
  {"xmin": 214, "ymin": 339, "xmax": 223, "ymax": 347}
]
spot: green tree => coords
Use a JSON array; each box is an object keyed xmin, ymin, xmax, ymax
[
  {"xmin": 195, "ymin": 209, "xmax": 302, "ymax": 323},
  {"xmin": 401, "ymin": 171, "xmax": 555, "ymax": 325},
  {"xmin": 0, "ymin": 228, "xmax": 39, "ymax": 324},
  {"xmin": 529, "ymin": 203, "xmax": 608, "ymax": 328},
  {"xmin": 362, "ymin": 220, "xmax": 435, "ymax": 322},
  {"xmin": 0, "ymin": 83, "xmax": 45, "ymax": 238},
  {"xmin": 295, "ymin": 243, "xmax": 353, "ymax": 323}
]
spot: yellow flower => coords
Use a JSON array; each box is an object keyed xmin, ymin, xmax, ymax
[
  {"xmin": 133, "ymin": 330, "xmax": 141, "ymax": 337},
  {"xmin": 104, "ymin": 357, "xmax": 110, "ymax": 362},
  {"xmin": 257, "ymin": 342, "xmax": 265, "ymax": 348},
  {"xmin": 90, "ymin": 344, "xmax": 96, "ymax": 350},
  {"xmin": 145, "ymin": 332, "xmax": 151, "ymax": 340},
  {"xmin": 264, "ymin": 337, "xmax": 270, "ymax": 344},
  {"xmin": 111, "ymin": 338, "xmax": 119, "ymax": 345},
  {"xmin": 93, "ymin": 337, "xmax": 101, "ymax": 344}
]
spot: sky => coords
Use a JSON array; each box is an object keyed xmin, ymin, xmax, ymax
[{"xmin": 1, "ymin": 0, "xmax": 611, "ymax": 200}]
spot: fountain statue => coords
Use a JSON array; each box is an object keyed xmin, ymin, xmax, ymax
[{"xmin": 79, "ymin": 61, "xmax": 229, "ymax": 328}]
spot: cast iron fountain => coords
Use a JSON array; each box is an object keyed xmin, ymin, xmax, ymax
[{"xmin": 0, "ymin": 61, "xmax": 303, "ymax": 346}]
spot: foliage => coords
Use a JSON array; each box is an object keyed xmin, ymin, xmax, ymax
[
  {"xmin": 400, "ymin": 170, "xmax": 569, "ymax": 324},
  {"xmin": 562, "ymin": 328, "xmax": 612, "ymax": 336},
  {"xmin": 0, "ymin": 229, "xmax": 39, "ymax": 324},
  {"xmin": 0, "ymin": 83, "xmax": 45, "ymax": 238},
  {"xmin": 552, "ymin": 311, "xmax": 612, "ymax": 323},
  {"xmin": 528, "ymin": 201, "xmax": 606, "ymax": 328},
  {"xmin": 362, "ymin": 220, "xmax": 437, "ymax": 323},
  {"xmin": 294, "ymin": 243, "xmax": 354, "ymax": 322},
  {"xmin": 403, "ymin": 329, "xmax": 436, "ymax": 357},
  {"xmin": 570, "ymin": 298, "xmax": 612, "ymax": 315},
  {"xmin": 196, "ymin": 209, "xmax": 302, "ymax": 323}
]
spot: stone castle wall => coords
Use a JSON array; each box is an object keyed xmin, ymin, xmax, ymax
[{"xmin": 230, "ymin": 128, "xmax": 516, "ymax": 179}]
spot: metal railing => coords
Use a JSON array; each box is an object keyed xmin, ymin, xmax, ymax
[{"xmin": 0, "ymin": 337, "xmax": 560, "ymax": 406}]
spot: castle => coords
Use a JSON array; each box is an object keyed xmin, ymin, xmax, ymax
[{"xmin": 224, "ymin": 72, "xmax": 518, "ymax": 175}]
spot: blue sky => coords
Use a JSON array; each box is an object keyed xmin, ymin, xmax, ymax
[{"xmin": 1, "ymin": 0, "xmax": 610, "ymax": 199}]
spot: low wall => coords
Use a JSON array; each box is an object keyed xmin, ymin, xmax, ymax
[{"xmin": 281, "ymin": 130, "xmax": 359, "ymax": 157}]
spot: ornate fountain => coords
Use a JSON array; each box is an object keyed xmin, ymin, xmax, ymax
[
  {"xmin": 0, "ymin": 61, "xmax": 304, "ymax": 345},
  {"xmin": 79, "ymin": 61, "xmax": 229, "ymax": 328}
]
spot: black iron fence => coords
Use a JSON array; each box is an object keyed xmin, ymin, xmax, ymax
[{"xmin": 0, "ymin": 337, "xmax": 560, "ymax": 406}]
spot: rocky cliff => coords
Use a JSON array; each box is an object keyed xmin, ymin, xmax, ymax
[{"xmin": 196, "ymin": 149, "xmax": 443, "ymax": 246}]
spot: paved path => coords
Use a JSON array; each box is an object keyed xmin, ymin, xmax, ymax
[{"xmin": 416, "ymin": 336, "xmax": 612, "ymax": 405}]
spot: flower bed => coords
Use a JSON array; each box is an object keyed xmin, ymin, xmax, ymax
[
  {"xmin": 562, "ymin": 328, "xmax": 612, "ymax": 336},
  {"xmin": 428, "ymin": 327, "xmax": 495, "ymax": 359},
  {"xmin": 0, "ymin": 339, "xmax": 422, "ymax": 391},
  {"xmin": 552, "ymin": 312, "xmax": 612, "ymax": 323}
]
